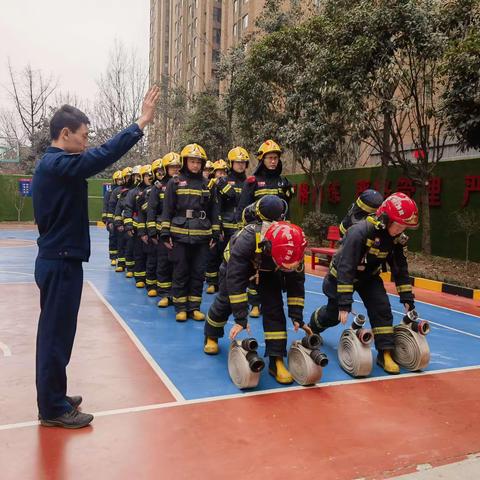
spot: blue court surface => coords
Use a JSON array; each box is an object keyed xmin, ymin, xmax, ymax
[{"xmin": 1, "ymin": 227, "xmax": 479, "ymax": 400}]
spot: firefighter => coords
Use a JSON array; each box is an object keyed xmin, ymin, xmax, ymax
[
  {"xmin": 146, "ymin": 152, "xmax": 182, "ymax": 307},
  {"xmin": 205, "ymin": 159, "xmax": 230, "ymax": 294},
  {"xmin": 113, "ymin": 166, "xmax": 134, "ymax": 272},
  {"xmin": 339, "ymin": 189, "xmax": 384, "ymax": 236},
  {"xmin": 129, "ymin": 164, "xmax": 157, "ymax": 294},
  {"xmin": 102, "ymin": 170, "xmax": 123, "ymax": 265},
  {"xmin": 204, "ymin": 221, "xmax": 309, "ymax": 384},
  {"xmin": 236, "ymin": 140, "xmax": 294, "ymax": 319},
  {"xmin": 116, "ymin": 165, "xmax": 141, "ymax": 278},
  {"xmin": 308, "ymin": 192, "xmax": 419, "ymax": 374},
  {"xmin": 159, "ymin": 143, "xmax": 220, "ymax": 322},
  {"xmin": 203, "ymin": 160, "xmax": 214, "ymax": 180}
]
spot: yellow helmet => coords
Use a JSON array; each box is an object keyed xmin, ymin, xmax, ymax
[
  {"xmin": 140, "ymin": 164, "xmax": 152, "ymax": 176},
  {"xmin": 112, "ymin": 170, "xmax": 122, "ymax": 181},
  {"xmin": 204, "ymin": 160, "xmax": 214, "ymax": 170},
  {"xmin": 213, "ymin": 159, "xmax": 228, "ymax": 172},
  {"xmin": 162, "ymin": 152, "xmax": 182, "ymax": 168},
  {"xmin": 132, "ymin": 165, "xmax": 142, "ymax": 175},
  {"xmin": 228, "ymin": 147, "xmax": 250, "ymax": 166},
  {"xmin": 257, "ymin": 140, "xmax": 281, "ymax": 161},
  {"xmin": 122, "ymin": 166, "xmax": 133, "ymax": 178},
  {"xmin": 151, "ymin": 158, "xmax": 163, "ymax": 173},
  {"xmin": 180, "ymin": 143, "xmax": 207, "ymax": 161}
]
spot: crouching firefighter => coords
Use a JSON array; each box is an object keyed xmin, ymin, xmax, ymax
[
  {"xmin": 146, "ymin": 152, "xmax": 182, "ymax": 307},
  {"xmin": 159, "ymin": 143, "xmax": 220, "ymax": 322},
  {"xmin": 204, "ymin": 220, "xmax": 309, "ymax": 385},
  {"xmin": 339, "ymin": 188, "xmax": 384, "ymax": 237},
  {"xmin": 308, "ymin": 192, "xmax": 419, "ymax": 374}
]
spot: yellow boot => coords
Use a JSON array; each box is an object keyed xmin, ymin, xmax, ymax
[
  {"xmin": 111, "ymin": 259, "xmax": 117, "ymax": 266},
  {"xmin": 136, "ymin": 281, "xmax": 145, "ymax": 288},
  {"xmin": 157, "ymin": 297, "xmax": 170, "ymax": 308},
  {"xmin": 377, "ymin": 350, "xmax": 400, "ymax": 375},
  {"xmin": 147, "ymin": 289, "xmax": 157, "ymax": 297},
  {"xmin": 125, "ymin": 271, "xmax": 134, "ymax": 278},
  {"xmin": 115, "ymin": 266, "xmax": 124, "ymax": 273},
  {"xmin": 176, "ymin": 311, "xmax": 187, "ymax": 322},
  {"xmin": 250, "ymin": 306, "xmax": 261, "ymax": 318},
  {"xmin": 204, "ymin": 337, "xmax": 219, "ymax": 355},
  {"xmin": 206, "ymin": 284, "xmax": 216, "ymax": 294},
  {"xmin": 190, "ymin": 310, "xmax": 205, "ymax": 321},
  {"xmin": 268, "ymin": 357, "xmax": 293, "ymax": 384}
]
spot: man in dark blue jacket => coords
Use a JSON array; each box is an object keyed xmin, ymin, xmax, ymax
[{"xmin": 32, "ymin": 86, "xmax": 160, "ymax": 428}]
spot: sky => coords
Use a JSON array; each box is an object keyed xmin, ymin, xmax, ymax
[{"xmin": 0, "ymin": 0, "xmax": 149, "ymax": 111}]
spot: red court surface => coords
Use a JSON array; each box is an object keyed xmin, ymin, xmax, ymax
[{"xmin": 1, "ymin": 263, "xmax": 480, "ymax": 479}]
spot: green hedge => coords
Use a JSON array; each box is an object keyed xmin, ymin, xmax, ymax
[
  {"xmin": 0, "ymin": 175, "xmax": 108, "ymax": 223},
  {"xmin": 286, "ymin": 158, "xmax": 480, "ymax": 262}
]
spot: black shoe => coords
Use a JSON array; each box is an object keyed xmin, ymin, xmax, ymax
[
  {"xmin": 40, "ymin": 409, "xmax": 94, "ymax": 429},
  {"xmin": 66, "ymin": 395, "xmax": 82, "ymax": 409}
]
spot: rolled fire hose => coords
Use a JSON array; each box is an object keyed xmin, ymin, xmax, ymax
[
  {"xmin": 337, "ymin": 328, "xmax": 373, "ymax": 378},
  {"xmin": 393, "ymin": 324, "xmax": 430, "ymax": 371}
]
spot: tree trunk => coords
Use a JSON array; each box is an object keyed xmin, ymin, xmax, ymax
[
  {"xmin": 420, "ymin": 183, "xmax": 431, "ymax": 254},
  {"xmin": 314, "ymin": 181, "xmax": 323, "ymax": 213},
  {"xmin": 378, "ymin": 113, "xmax": 392, "ymax": 196}
]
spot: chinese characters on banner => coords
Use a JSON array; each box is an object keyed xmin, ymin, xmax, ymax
[{"xmin": 293, "ymin": 174, "xmax": 480, "ymax": 208}]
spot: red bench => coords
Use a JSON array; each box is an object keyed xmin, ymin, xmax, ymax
[{"xmin": 310, "ymin": 225, "xmax": 340, "ymax": 270}]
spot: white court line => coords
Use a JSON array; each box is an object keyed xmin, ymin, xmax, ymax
[
  {"xmin": 1, "ymin": 364, "xmax": 480, "ymax": 432},
  {"xmin": 0, "ymin": 270, "xmax": 34, "ymax": 277},
  {"xmin": 305, "ymin": 271, "xmax": 480, "ymax": 319},
  {"xmin": 0, "ymin": 342, "xmax": 12, "ymax": 357},
  {"xmin": 305, "ymin": 289, "xmax": 480, "ymax": 340},
  {"xmin": 86, "ymin": 280, "xmax": 185, "ymax": 402}
]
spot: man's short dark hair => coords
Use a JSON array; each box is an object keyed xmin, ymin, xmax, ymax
[{"xmin": 50, "ymin": 105, "xmax": 90, "ymax": 140}]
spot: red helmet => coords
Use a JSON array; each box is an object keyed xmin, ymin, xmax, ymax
[
  {"xmin": 264, "ymin": 221, "xmax": 307, "ymax": 270},
  {"xmin": 376, "ymin": 192, "xmax": 419, "ymax": 228}
]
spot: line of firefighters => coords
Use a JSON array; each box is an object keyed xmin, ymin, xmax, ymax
[{"xmin": 102, "ymin": 140, "xmax": 420, "ymax": 384}]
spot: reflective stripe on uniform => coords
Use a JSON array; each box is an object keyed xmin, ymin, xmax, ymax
[
  {"xmin": 170, "ymin": 226, "xmax": 212, "ymax": 236},
  {"xmin": 229, "ymin": 293, "xmax": 248, "ymax": 304},
  {"xmin": 205, "ymin": 272, "xmax": 218, "ymax": 278},
  {"xmin": 157, "ymin": 281, "xmax": 172, "ymax": 288},
  {"xmin": 396, "ymin": 284, "xmax": 413, "ymax": 293},
  {"xmin": 188, "ymin": 295, "xmax": 202, "ymax": 302},
  {"xmin": 264, "ymin": 331, "xmax": 287, "ymax": 340},
  {"xmin": 173, "ymin": 296, "xmax": 187, "ymax": 303},
  {"xmin": 337, "ymin": 284, "xmax": 354, "ymax": 293},
  {"xmin": 207, "ymin": 315, "xmax": 227, "ymax": 328},
  {"xmin": 287, "ymin": 297, "xmax": 305, "ymax": 307},
  {"xmin": 254, "ymin": 188, "xmax": 280, "ymax": 197},
  {"xmin": 176, "ymin": 189, "xmax": 202, "ymax": 196}
]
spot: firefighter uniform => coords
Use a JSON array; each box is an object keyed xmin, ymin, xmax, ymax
[
  {"xmin": 159, "ymin": 144, "xmax": 220, "ymax": 319},
  {"xmin": 309, "ymin": 217, "xmax": 415, "ymax": 353},
  {"xmin": 102, "ymin": 172, "xmax": 121, "ymax": 264},
  {"xmin": 236, "ymin": 140, "xmax": 294, "ymax": 315},
  {"xmin": 205, "ymin": 222, "xmax": 305, "ymax": 359},
  {"xmin": 339, "ymin": 189, "xmax": 384, "ymax": 236}
]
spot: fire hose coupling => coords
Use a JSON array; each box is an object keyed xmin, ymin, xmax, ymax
[
  {"xmin": 228, "ymin": 337, "xmax": 265, "ymax": 390},
  {"xmin": 402, "ymin": 309, "xmax": 430, "ymax": 336},
  {"xmin": 288, "ymin": 334, "xmax": 328, "ymax": 385},
  {"xmin": 351, "ymin": 313, "xmax": 374, "ymax": 345},
  {"xmin": 301, "ymin": 334, "xmax": 328, "ymax": 367}
]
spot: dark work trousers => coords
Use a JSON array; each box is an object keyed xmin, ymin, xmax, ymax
[
  {"xmin": 156, "ymin": 241, "xmax": 173, "ymax": 298},
  {"xmin": 310, "ymin": 273, "xmax": 394, "ymax": 351},
  {"xmin": 206, "ymin": 268, "xmax": 288, "ymax": 357},
  {"xmin": 169, "ymin": 241, "xmax": 209, "ymax": 312},
  {"xmin": 205, "ymin": 238, "xmax": 225, "ymax": 287},
  {"xmin": 34, "ymin": 257, "xmax": 83, "ymax": 419},
  {"xmin": 133, "ymin": 235, "xmax": 147, "ymax": 284},
  {"xmin": 116, "ymin": 228, "xmax": 127, "ymax": 269},
  {"xmin": 144, "ymin": 241, "xmax": 158, "ymax": 292},
  {"xmin": 125, "ymin": 233, "xmax": 135, "ymax": 272},
  {"xmin": 108, "ymin": 228, "xmax": 118, "ymax": 260}
]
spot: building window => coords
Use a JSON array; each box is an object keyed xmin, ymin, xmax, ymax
[
  {"xmin": 233, "ymin": 23, "xmax": 238, "ymax": 37},
  {"xmin": 194, "ymin": 17, "xmax": 198, "ymax": 29},
  {"xmin": 195, "ymin": 0, "xmax": 198, "ymax": 7},
  {"xmin": 213, "ymin": 28, "xmax": 221, "ymax": 45},
  {"xmin": 212, "ymin": 50, "xmax": 220, "ymax": 65},
  {"xmin": 193, "ymin": 36, "xmax": 198, "ymax": 48},
  {"xmin": 234, "ymin": 0, "xmax": 238, "ymax": 12},
  {"xmin": 193, "ymin": 56, "xmax": 197, "ymax": 68},
  {"xmin": 242, "ymin": 14, "xmax": 248, "ymax": 30},
  {"xmin": 213, "ymin": 6, "xmax": 221, "ymax": 23}
]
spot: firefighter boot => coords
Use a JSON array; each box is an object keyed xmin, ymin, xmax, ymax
[
  {"xmin": 249, "ymin": 306, "xmax": 261, "ymax": 318},
  {"xmin": 157, "ymin": 297, "xmax": 170, "ymax": 308},
  {"xmin": 147, "ymin": 289, "xmax": 157, "ymax": 297},
  {"xmin": 176, "ymin": 311, "xmax": 187, "ymax": 322},
  {"xmin": 111, "ymin": 259, "xmax": 116, "ymax": 266},
  {"xmin": 268, "ymin": 356, "xmax": 293, "ymax": 385},
  {"xmin": 125, "ymin": 271, "xmax": 134, "ymax": 278},
  {"xmin": 136, "ymin": 281, "xmax": 145, "ymax": 288},
  {"xmin": 189, "ymin": 310, "xmax": 205, "ymax": 321},
  {"xmin": 204, "ymin": 337, "xmax": 219, "ymax": 355},
  {"xmin": 115, "ymin": 266, "xmax": 124, "ymax": 273},
  {"xmin": 377, "ymin": 350, "xmax": 400, "ymax": 375}
]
